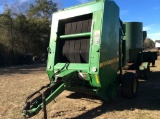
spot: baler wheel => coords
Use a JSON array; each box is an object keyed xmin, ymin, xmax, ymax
[{"xmin": 121, "ymin": 72, "xmax": 138, "ymax": 98}]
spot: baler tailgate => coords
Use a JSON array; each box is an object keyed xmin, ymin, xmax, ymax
[{"xmin": 22, "ymin": 80, "xmax": 66, "ymax": 118}]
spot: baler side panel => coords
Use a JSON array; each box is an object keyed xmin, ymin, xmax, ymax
[
  {"xmin": 99, "ymin": 1, "xmax": 120, "ymax": 88},
  {"xmin": 88, "ymin": 10, "xmax": 103, "ymax": 87}
]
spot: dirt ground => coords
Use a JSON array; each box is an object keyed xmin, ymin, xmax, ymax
[{"xmin": 0, "ymin": 56, "xmax": 160, "ymax": 119}]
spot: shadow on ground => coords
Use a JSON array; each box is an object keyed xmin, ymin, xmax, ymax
[
  {"xmin": 66, "ymin": 71, "xmax": 160, "ymax": 119},
  {"xmin": 0, "ymin": 63, "xmax": 46, "ymax": 75}
]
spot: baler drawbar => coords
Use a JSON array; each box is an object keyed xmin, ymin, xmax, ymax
[
  {"xmin": 23, "ymin": 81, "xmax": 65, "ymax": 118},
  {"xmin": 22, "ymin": 63, "xmax": 99, "ymax": 118}
]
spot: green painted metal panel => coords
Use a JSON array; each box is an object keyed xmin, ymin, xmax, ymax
[
  {"xmin": 56, "ymin": 70, "xmax": 76, "ymax": 77},
  {"xmin": 54, "ymin": 63, "xmax": 89, "ymax": 72},
  {"xmin": 123, "ymin": 22, "xmax": 143, "ymax": 63},
  {"xmin": 97, "ymin": 1, "xmax": 120, "ymax": 100},
  {"xmin": 22, "ymin": 83, "xmax": 66, "ymax": 118},
  {"xmin": 89, "ymin": 10, "xmax": 103, "ymax": 75},
  {"xmin": 60, "ymin": 32, "xmax": 91, "ymax": 39},
  {"xmin": 124, "ymin": 22, "xmax": 143, "ymax": 49},
  {"xmin": 89, "ymin": 74, "xmax": 101, "ymax": 87}
]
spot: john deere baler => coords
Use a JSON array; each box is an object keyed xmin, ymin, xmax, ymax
[{"xmin": 22, "ymin": 0, "xmax": 138, "ymax": 118}]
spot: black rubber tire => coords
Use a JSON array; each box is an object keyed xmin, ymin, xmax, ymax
[{"xmin": 121, "ymin": 72, "xmax": 138, "ymax": 98}]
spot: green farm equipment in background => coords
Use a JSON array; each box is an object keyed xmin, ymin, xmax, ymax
[
  {"xmin": 22, "ymin": 0, "xmax": 157, "ymax": 118},
  {"xmin": 121, "ymin": 22, "xmax": 157, "ymax": 79}
]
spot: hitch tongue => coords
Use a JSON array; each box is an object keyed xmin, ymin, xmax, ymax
[{"xmin": 22, "ymin": 80, "xmax": 66, "ymax": 118}]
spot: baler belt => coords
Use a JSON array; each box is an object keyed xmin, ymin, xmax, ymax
[
  {"xmin": 86, "ymin": 38, "xmax": 89, "ymax": 62},
  {"xmin": 74, "ymin": 40, "xmax": 81, "ymax": 63},
  {"xmin": 76, "ymin": 21, "xmax": 82, "ymax": 33},
  {"xmin": 63, "ymin": 22, "xmax": 72, "ymax": 61},
  {"xmin": 69, "ymin": 40, "xmax": 75, "ymax": 63},
  {"xmin": 80, "ymin": 39, "xmax": 87, "ymax": 62},
  {"xmin": 82, "ymin": 20, "xmax": 89, "ymax": 32},
  {"xmin": 74, "ymin": 20, "xmax": 83, "ymax": 63},
  {"xmin": 71, "ymin": 22, "xmax": 77, "ymax": 34},
  {"xmin": 79, "ymin": 20, "xmax": 90, "ymax": 62},
  {"xmin": 69, "ymin": 22, "xmax": 78, "ymax": 63},
  {"xmin": 86, "ymin": 20, "xmax": 91, "ymax": 61},
  {"xmin": 62, "ymin": 40, "xmax": 70, "ymax": 61},
  {"xmin": 88, "ymin": 19, "xmax": 92, "ymax": 31},
  {"xmin": 65, "ymin": 23, "xmax": 72, "ymax": 35},
  {"xmin": 62, "ymin": 19, "xmax": 91, "ymax": 63}
]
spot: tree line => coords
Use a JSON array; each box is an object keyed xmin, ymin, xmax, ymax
[
  {"xmin": 144, "ymin": 38, "xmax": 155, "ymax": 49},
  {"xmin": 0, "ymin": 0, "xmax": 156, "ymax": 66},
  {"xmin": 0, "ymin": 0, "xmax": 58, "ymax": 66}
]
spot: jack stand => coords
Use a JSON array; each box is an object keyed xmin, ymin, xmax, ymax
[{"xmin": 42, "ymin": 93, "xmax": 47, "ymax": 119}]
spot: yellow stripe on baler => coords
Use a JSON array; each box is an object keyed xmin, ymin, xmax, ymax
[
  {"xmin": 95, "ymin": 74, "xmax": 99, "ymax": 84},
  {"xmin": 100, "ymin": 58, "xmax": 119, "ymax": 68}
]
